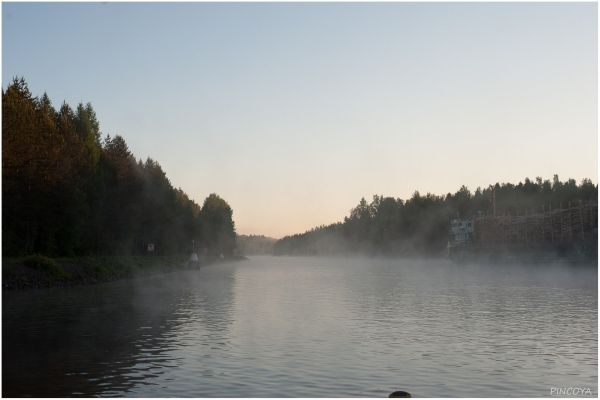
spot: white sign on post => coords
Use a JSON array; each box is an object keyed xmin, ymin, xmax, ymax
[{"xmin": 147, "ymin": 243, "xmax": 155, "ymax": 252}]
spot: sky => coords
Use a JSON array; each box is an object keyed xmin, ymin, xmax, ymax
[{"xmin": 2, "ymin": 2, "xmax": 598, "ymax": 239}]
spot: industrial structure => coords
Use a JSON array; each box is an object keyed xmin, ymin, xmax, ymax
[{"xmin": 448, "ymin": 201, "xmax": 598, "ymax": 262}]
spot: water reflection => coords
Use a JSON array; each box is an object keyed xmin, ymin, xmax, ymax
[
  {"xmin": 339, "ymin": 259, "xmax": 598, "ymax": 397},
  {"xmin": 3, "ymin": 265, "xmax": 237, "ymax": 397},
  {"xmin": 2, "ymin": 257, "xmax": 597, "ymax": 397}
]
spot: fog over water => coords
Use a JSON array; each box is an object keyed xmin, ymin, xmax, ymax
[{"xmin": 3, "ymin": 257, "xmax": 597, "ymax": 397}]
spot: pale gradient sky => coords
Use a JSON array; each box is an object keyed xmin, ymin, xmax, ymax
[{"xmin": 3, "ymin": 2, "xmax": 598, "ymax": 238}]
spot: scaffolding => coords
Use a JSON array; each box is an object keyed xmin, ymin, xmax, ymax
[{"xmin": 473, "ymin": 201, "xmax": 598, "ymax": 246}]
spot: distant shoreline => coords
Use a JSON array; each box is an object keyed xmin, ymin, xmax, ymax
[{"xmin": 2, "ymin": 255, "xmax": 248, "ymax": 291}]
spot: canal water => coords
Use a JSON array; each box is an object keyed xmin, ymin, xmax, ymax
[{"xmin": 2, "ymin": 256, "xmax": 597, "ymax": 397}]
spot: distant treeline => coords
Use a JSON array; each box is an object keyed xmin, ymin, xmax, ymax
[
  {"xmin": 236, "ymin": 235, "xmax": 277, "ymax": 255},
  {"xmin": 273, "ymin": 177, "xmax": 598, "ymax": 257},
  {"xmin": 3, "ymin": 77, "xmax": 236, "ymax": 257}
]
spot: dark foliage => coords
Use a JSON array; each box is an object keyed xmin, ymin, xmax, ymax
[
  {"xmin": 2, "ymin": 77, "xmax": 236, "ymax": 257},
  {"xmin": 274, "ymin": 178, "xmax": 598, "ymax": 257}
]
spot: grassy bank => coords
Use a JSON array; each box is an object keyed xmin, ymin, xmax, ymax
[{"xmin": 2, "ymin": 254, "xmax": 247, "ymax": 290}]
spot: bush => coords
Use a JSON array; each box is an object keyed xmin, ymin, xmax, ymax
[
  {"xmin": 2, "ymin": 264, "xmax": 16, "ymax": 278},
  {"xmin": 23, "ymin": 254, "xmax": 68, "ymax": 278},
  {"xmin": 91, "ymin": 265, "xmax": 109, "ymax": 277}
]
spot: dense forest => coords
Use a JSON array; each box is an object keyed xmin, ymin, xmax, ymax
[
  {"xmin": 274, "ymin": 177, "xmax": 598, "ymax": 257},
  {"xmin": 236, "ymin": 235, "xmax": 277, "ymax": 255},
  {"xmin": 3, "ymin": 77, "xmax": 236, "ymax": 257}
]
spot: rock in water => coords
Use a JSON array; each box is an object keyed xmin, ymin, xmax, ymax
[{"xmin": 389, "ymin": 391, "xmax": 411, "ymax": 398}]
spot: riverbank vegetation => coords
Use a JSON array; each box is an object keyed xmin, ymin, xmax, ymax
[
  {"xmin": 2, "ymin": 253, "xmax": 246, "ymax": 290},
  {"xmin": 274, "ymin": 177, "xmax": 598, "ymax": 257},
  {"xmin": 3, "ymin": 77, "xmax": 236, "ymax": 258}
]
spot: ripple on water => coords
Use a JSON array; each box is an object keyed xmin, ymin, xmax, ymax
[{"xmin": 2, "ymin": 257, "xmax": 597, "ymax": 397}]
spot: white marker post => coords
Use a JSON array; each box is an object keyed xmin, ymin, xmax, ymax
[{"xmin": 189, "ymin": 239, "xmax": 199, "ymax": 268}]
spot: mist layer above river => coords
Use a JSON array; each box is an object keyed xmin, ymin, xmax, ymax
[{"xmin": 3, "ymin": 257, "xmax": 597, "ymax": 397}]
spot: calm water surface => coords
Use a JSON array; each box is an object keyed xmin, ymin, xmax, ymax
[{"xmin": 3, "ymin": 257, "xmax": 597, "ymax": 397}]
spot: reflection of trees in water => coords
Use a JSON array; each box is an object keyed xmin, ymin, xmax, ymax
[{"xmin": 2, "ymin": 265, "xmax": 237, "ymax": 397}]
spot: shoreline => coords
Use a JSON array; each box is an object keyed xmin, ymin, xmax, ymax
[{"xmin": 2, "ymin": 254, "xmax": 248, "ymax": 291}]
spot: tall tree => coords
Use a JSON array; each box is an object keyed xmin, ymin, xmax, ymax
[
  {"xmin": 198, "ymin": 194, "xmax": 237, "ymax": 255},
  {"xmin": 2, "ymin": 78, "xmax": 238, "ymax": 258}
]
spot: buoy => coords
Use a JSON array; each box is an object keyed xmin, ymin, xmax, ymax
[
  {"xmin": 389, "ymin": 391, "xmax": 411, "ymax": 398},
  {"xmin": 188, "ymin": 253, "xmax": 199, "ymax": 268}
]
